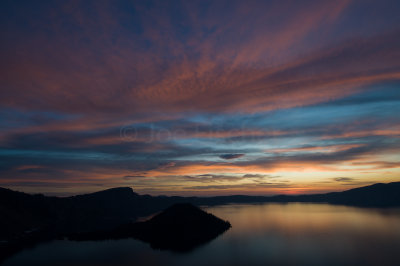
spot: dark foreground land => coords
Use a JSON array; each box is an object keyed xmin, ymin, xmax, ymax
[
  {"xmin": 1, "ymin": 182, "xmax": 400, "ymax": 262},
  {"xmin": 69, "ymin": 203, "xmax": 231, "ymax": 252}
]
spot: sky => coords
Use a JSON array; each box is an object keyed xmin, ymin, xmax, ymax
[{"xmin": 0, "ymin": 0, "xmax": 400, "ymax": 196}]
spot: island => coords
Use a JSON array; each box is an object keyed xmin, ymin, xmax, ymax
[{"xmin": 69, "ymin": 203, "xmax": 232, "ymax": 252}]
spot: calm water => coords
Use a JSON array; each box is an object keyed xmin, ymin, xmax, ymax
[{"xmin": 4, "ymin": 203, "xmax": 400, "ymax": 266}]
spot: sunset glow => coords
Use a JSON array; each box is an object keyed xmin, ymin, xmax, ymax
[{"xmin": 1, "ymin": 0, "xmax": 399, "ymax": 196}]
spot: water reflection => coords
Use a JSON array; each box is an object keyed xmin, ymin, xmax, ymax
[{"xmin": 4, "ymin": 203, "xmax": 400, "ymax": 266}]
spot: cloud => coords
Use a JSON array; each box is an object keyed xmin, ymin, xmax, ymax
[
  {"xmin": 243, "ymin": 174, "xmax": 279, "ymax": 179},
  {"xmin": 180, "ymin": 173, "xmax": 276, "ymax": 183},
  {"xmin": 219, "ymin": 153, "xmax": 245, "ymax": 160},
  {"xmin": 123, "ymin": 175, "xmax": 146, "ymax": 180},
  {"xmin": 333, "ymin": 177, "xmax": 355, "ymax": 182},
  {"xmin": 186, "ymin": 182, "xmax": 292, "ymax": 190},
  {"xmin": 2, "ymin": 0, "xmax": 400, "ymax": 117}
]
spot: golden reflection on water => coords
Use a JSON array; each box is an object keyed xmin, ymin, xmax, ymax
[
  {"xmin": 207, "ymin": 203, "xmax": 400, "ymax": 234},
  {"xmin": 202, "ymin": 203, "xmax": 400, "ymax": 266},
  {"xmin": 207, "ymin": 203, "xmax": 400, "ymax": 247}
]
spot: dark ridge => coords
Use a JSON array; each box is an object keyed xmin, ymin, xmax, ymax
[
  {"xmin": 72, "ymin": 187, "xmax": 138, "ymax": 199},
  {"xmin": 321, "ymin": 182, "xmax": 400, "ymax": 207},
  {"xmin": 0, "ymin": 186, "xmax": 141, "ymax": 263},
  {"xmin": 191, "ymin": 182, "xmax": 400, "ymax": 207},
  {"xmin": 69, "ymin": 203, "xmax": 231, "ymax": 252}
]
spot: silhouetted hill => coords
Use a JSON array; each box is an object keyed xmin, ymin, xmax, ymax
[
  {"xmin": 70, "ymin": 203, "xmax": 231, "ymax": 252},
  {"xmin": 192, "ymin": 182, "xmax": 400, "ymax": 207},
  {"xmin": 320, "ymin": 182, "xmax": 400, "ymax": 207},
  {"xmin": 76, "ymin": 187, "xmax": 138, "ymax": 198},
  {"xmin": 0, "ymin": 187, "xmax": 60, "ymax": 239},
  {"xmin": 63, "ymin": 187, "xmax": 140, "ymax": 232},
  {"xmin": 0, "ymin": 187, "xmax": 140, "ymax": 239}
]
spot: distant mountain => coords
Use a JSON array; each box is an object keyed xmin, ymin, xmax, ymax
[
  {"xmin": 315, "ymin": 182, "xmax": 400, "ymax": 207},
  {"xmin": 192, "ymin": 182, "xmax": 400, "ymax": 207},
  {"xmin": 1, "ymin": 182, "xmax": 400, "ymax": 262},
  {"xmin": 0, "ymin": 187, "xmax": 139, "ymax": 239},
  {"xmin": 70, "ymin": 203, "xmax": 231, "ymax": 252}
]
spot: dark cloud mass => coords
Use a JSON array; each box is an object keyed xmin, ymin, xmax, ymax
[{"xmin": 219, "ymin": 154, "xmax": 245, "ymax": 160}]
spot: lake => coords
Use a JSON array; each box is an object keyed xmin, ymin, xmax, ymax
[{"xmin": 3, "ymin": 203, "xmax": 400, "ymax": 266}]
